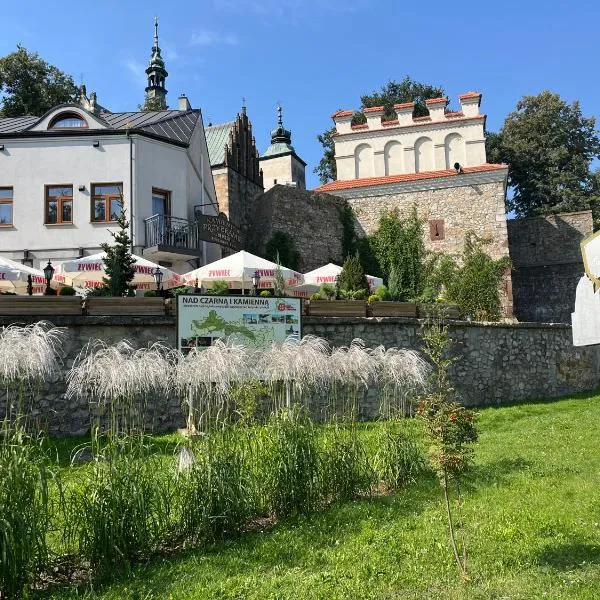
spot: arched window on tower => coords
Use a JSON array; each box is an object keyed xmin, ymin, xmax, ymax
[{"xmin": 354, "ymin": 143, "xmax": 373, "ymax": 179}]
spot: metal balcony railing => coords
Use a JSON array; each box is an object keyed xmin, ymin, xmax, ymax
[{"xmin": 144, "ymin": 214, "xmax": 201, "ymax": 254}]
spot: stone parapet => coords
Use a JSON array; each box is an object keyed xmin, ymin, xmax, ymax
[{"xmin": 1, "ymin": 315, "xmax": 595, "ymax": 436}]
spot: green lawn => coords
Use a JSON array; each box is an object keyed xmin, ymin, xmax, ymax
[{"xmin": 42, "ymin": 394, "xmax": 600, "ymax": 599}]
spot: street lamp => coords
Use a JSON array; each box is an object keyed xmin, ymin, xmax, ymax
[
  {"xmin": 43, "ymin": 260, "xmax": 54, "ymax": 295},
  {"xmin": 153, "ymin": 266, "xmax": 163, "ymax": 293},
  {"xmin": 252, "ymin": 270, "xmax": 261, "ymax": 296},
  {"xmin": 26, "ymin": 274, "xmax": 33, "ymax": 296}
]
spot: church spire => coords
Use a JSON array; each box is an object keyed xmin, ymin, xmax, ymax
[
  {"xmin": 143, "ymin": 17, "xmax": 168, "ymax": 110},
  {"xmin": 270, "ymin": 104, "xmax": 292, "ymax": 145}
]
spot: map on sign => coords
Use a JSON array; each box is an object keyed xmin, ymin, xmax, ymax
[
  {"xmin": 177, "ymin": 294, "xmax": 302, "ymax": 354},
  {"xmin": 572, "ymin": 230, "xmax": 600, "ymax": 346}
]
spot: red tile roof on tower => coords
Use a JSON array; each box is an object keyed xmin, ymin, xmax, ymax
[
  {"xmin": 314, "ymin": 163, "xmax": 508, "ymax": 193},
  {"xmin": 425, "ymin": 97, "xmax": 448, "ymax": 105},
  {"xmin": 331, "ymin": 109, "xmax": 354, "ymax": 118}
]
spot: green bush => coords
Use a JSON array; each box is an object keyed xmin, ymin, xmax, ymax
[
  {"xmin": 259, "ymin": 289, "xmax": 272, "ymax": 297},
  {"xmin": 310, "ymin": 292, "xmax": 322, "ymax": 300},
  {"xmin": 143, "ymin": 290, "xmax": 158, "ymax": 297},
  {"xmin": 319, "ymin": 283, "xmax": 336, "ymax": 300},
  {"xmin": 375, "ymin": 285, "xmax": 389, "ymax": 300},
  {"xmin": 337, "ymin": 255, "xmax": 369, "ymax": 300},
  {"xmin": 368, "ymin": 294, "xmax": 379, "ymax": 303},
  {"xmin": 207, "ymin": 280, "xmax": 229, "ymax": 296},
  {"xmin": 58, "ymin": 285, "xmax": 76, "ymax": 296}
]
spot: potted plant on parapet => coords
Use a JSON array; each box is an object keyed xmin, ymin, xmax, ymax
[
  {"xmin": 368, "ymin": 267, "xmax": 418, "ymax": 317},
  {"xmin": 308, "ymin": 255, "xmax": 368, "ymax": 317},
  {"xmin": 85, "ymin": 207, "xmax": 165, "ymax": 316}
]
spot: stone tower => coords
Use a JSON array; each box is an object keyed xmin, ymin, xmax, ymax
[
  {"xmin": 144, "ymin": 18, "xmax": 168, "ymax": 110},
  {"xmin": 259, "ymin": 106, "xmax": 306, "ymax": 192}
]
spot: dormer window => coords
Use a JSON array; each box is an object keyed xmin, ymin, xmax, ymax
[{"xmin": 48, "ymin": 113, "xmax": 88, "ymax": 129}]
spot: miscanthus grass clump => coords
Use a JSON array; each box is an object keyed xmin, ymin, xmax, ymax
[
  {"xmin": 64, "ymin": 339, "xmax": 178, "ymax": 581},
  {"xmin": 0, "ymin": 322, "xmax": 65, "ymax": 599}
]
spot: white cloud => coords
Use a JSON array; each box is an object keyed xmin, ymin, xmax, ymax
[
  {"xmin": 123, "ymin": 59, "xmax": 147, "ymax": 87},
  {"xmin": 189, "ymin": 30, "xmax": 238, "ymax": 46}
]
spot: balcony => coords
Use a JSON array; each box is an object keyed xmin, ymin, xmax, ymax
[{"xmin": 143, "ymin": 214, "xmax": 202, "ymax": 262}]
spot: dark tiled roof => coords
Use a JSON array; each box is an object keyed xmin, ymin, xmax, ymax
[
  {"xmin": 0, "ymin": 116, "xmax": 38, "ymax": 133},
  {"xmin": 0, "ymin": 107, "xmax": 200, "ymax": 146},
  {"xmin": 205, "ymin": 121, "xmax": 235, "ymax": 166}
]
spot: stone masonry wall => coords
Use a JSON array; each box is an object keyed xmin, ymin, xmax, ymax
[
  {"xmin": 345, "ymin": 179, "xmax": 509, "ymax": 261},
  {"xmin": 1, "ymin": 315, "xmax": 596, "ymax": 437},
  {"xmin": 247, "ymin": 185, "xmax": 346, "ymax": 272},
  {"xmin": 507, "ymin": 211, "xmax": 592, "ymax": 323}
]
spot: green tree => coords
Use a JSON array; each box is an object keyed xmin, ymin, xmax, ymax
[
  {"xmin": 273, "ymin": 252, "xmax": 286, "ymax": 297},
  {"xmin": 336, "ymin": 254, "xmax": 369, "ymax": 300},
  {"xmin": 0, "ymin": 45, "xmax": 78, "ymax": 117},
  {"xmin": 99, "ymin": 207, "xmax": 136, "ymax": 297},
  {"xmin": 486, "ymin": 91, "xmax": 600, "ymax": 217},
  {"xmin": 315, "ymin": 77, "xmax": 445, "ymax": 184},
  {"xmin": 429, "ymin": 233, "xmax": 511, "ymax": 321},
  {"xmin": 370, "ymin": 207, "xmax": 425, "ymax": 300}
]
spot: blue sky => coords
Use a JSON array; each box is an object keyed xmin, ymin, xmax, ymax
[{"xmin": 1, "ymin": 0, "xmax": 598, "ymax": 189}]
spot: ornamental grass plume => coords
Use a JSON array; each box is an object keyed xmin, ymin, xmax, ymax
[
  {"xmin": 0, "ymin": 322, "xmax": 64, "ymax": 384},
  {"xmin": 327, "ymin": 339, "xmax": 378, "ymax": 419},
  {"xmin": 66, "ymin": 339, "xmax": 175, "ymax": 433},
  {"xmin": 377, "ymin": 347, "xmax": 430, "ymax": 418},
  {"xmin": 258, "ymin": 335, "xmax": 330, "ymax": 411},
  {"xmin": 0, "ymin": 322, "xmax": 65, "ymax": 420},
  {"xmin": 175, "ymin": 338, "xmax": 255, "ymax": 432}
]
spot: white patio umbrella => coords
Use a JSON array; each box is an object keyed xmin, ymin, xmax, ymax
[
  {"xmin": 294, "ymin": 263, "xmax": 383, "ymax": 294},
  {"xmin": 0, "ymin": 256, "xmax": 47, "ymax": 295},
  {"xmin": 181, "ymin": 250, "xmax": 303, "ymax": 292},
  {"xmin": 53, "ymin": 252, "xmax": 183, "ymax": 292}
]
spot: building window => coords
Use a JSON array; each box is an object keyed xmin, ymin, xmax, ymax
[
  {"xmin": 429, "ymin": 219, "xmax": 445, "ymax": 241},
  {"xmin": 0, "ymin": 188, "xmax": 13, "ymax": 226},
  {"xmin": 152, "ymin": 188, "xmax": 170, "ymax": 217},
  {"xmin": 45, "ymin": 185, "xmax": 73, "ymax": 224},
  {"xmin": 91, "ymin": 183, "xmax": 123, "ymax": 222},
  {"xmin": 48, "ymin": 113, "xmax": 88, "ymax": 129}
]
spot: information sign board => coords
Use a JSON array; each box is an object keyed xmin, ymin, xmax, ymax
[{"xmin": 177, "ymin": 294, "xmax": 302, "ymax": 354}]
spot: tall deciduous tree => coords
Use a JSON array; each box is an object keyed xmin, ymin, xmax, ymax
[
  {"xmin": 486, "ymin": 91, "xmax": 600, "ymax": 217},
  {"xmin": 315, "ymin": 77, "xmax": 445, "ymax": 184},
  {"xmin": 0, "ymin": 46, "xmax": 79, "ymax": 117}
]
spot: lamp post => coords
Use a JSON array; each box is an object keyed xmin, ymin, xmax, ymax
[
  {"xmin": 26, "ymin": 274, "xmax": 33, "ymax": 296},
  {"xmin": 43, "ymin": 260, "xmax": 54, "ymax": 296},
  {"xmin": 153, "ymin": 265, "xmax": 163, "ymax": 294},
  {"xmin": 252, "ymin": 270, "xmax": 261, "ymax": 296}
]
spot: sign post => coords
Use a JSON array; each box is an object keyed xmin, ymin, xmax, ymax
[
  {"xmin": 572, "ymin": 230, "xmax": 600, "ymax": 346},
  {"xmin": 177, "ymin": 294, "xmax": 302, "ymax": 354}
]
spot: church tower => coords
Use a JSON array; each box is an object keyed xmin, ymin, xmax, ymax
[
  {"xmin": 259, "ymin": 106, "xmax": 306, "ymax": 192},
  {"xmin": 143, "ymin": 18, "xmax": 168, "ymax": 110}
]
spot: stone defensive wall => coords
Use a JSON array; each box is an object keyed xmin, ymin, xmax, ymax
[{"xmin": 1, "ymin": 315, "xmax": 597, "ymax": 437}]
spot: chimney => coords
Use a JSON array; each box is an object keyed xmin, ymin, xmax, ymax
[
  {"xmin": 178, "ymin": 94, "xmax": 192, "ymax": 111},
  {"xmin": 394, "ymin": 102, "xmax": 414, "ymax": 126},
  {"xmin": 425, "ymin": 97, "xmax": 448, "ymax": 120},
  {"xmin": 363, "ymin": 106, "xmax": 384, "ymax": 129},
  {"xmin": 459, "ymin": 92, "xmax": 482, "ymax": 118}
]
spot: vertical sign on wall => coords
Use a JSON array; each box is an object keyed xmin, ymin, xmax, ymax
[
  {"xmin": 573, "ymin": 230, "xmax": 600, "ymax": 346},
  {"xmin": 177, "ymin": 294, "xmax": 302, "ymax": 354}
]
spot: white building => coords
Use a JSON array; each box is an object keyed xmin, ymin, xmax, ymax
[
  {"xmin": 0, "ymin": 20, "xmax": 220, "ymax": 274},
  {"xmin": 328, "ymin": 92, "xmax": 487, "ymax": 181}
]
